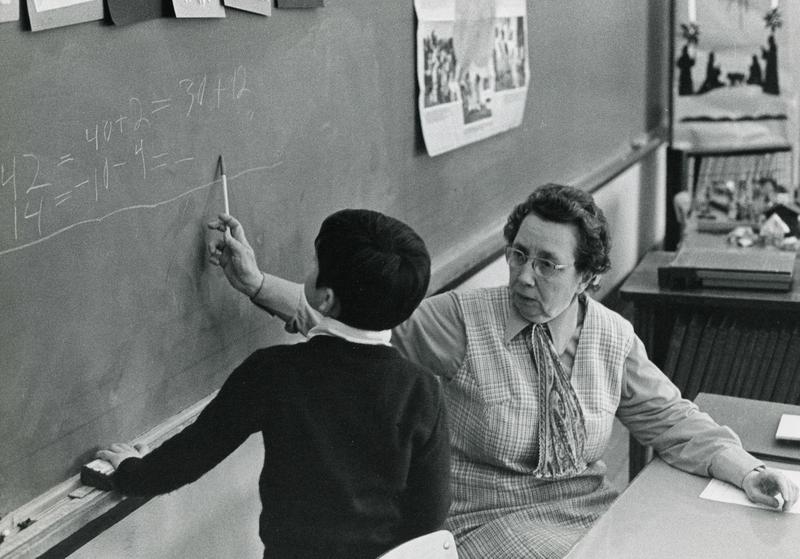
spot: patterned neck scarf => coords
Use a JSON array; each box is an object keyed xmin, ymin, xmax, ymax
[{"xmin": 528, "ymin": 322, "xmax": 586, "ymax": 478}]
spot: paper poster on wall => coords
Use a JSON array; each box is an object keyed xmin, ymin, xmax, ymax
[
  {"xmin": 415, "ymin": 0, "xmax": 529, "ymax": 157},
  {"xmin": 0, "ymin": 0, "xmax": 19, "ymax": 24},
  {"xmin": 672, "ymin": 0, "xmax": 797, "ymax": 154},
  {"xmin": 172, "ymin": 0, "xmax": 226, "ymax": 19},
  {"xmin": 26, "ymin": 0, "xmax": 103, "ymax": 31},
  {"xmin": 107, "ymin": 0, "xmax": 164, "ymax": 26},
  {"xmin": 224, "ymin": 0, "xmax": 271, "ymax": 16}
]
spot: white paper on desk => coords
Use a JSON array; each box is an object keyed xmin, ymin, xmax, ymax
[
  {"xmin": 776, "ymin": 414, "xmax": 800, "ymax": 441},
  {"xmin": 700, "ymin": 468, "xmax": 800, "ymax": 513}
]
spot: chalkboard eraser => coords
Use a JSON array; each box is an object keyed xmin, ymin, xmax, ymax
[{"xmin": 80, "ymin": 459, "xmax": 116, "ymax": 491}]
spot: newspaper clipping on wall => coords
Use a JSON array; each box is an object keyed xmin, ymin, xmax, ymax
[{"xmin": 415, "ymin": 0, "xmax": 529, "ymax": 156}]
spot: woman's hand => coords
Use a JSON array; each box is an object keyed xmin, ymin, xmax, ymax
[{"xmin": 742, "ymin": 467, "xmax": 799, "ymax": 511}]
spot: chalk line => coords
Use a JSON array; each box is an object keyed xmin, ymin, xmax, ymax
[{"xmin": 0, "ymin": 162, "xmax": 282, "ymax": 258}]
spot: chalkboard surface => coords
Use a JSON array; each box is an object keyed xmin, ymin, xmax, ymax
[{"xmin": 0, "ymin": 2, "xmax": 666, "ymax": 513}]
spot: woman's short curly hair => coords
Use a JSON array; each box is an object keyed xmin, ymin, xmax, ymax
[{"xmin": 503, "ymin": 184, "xmax": 611, "ymax": 288}]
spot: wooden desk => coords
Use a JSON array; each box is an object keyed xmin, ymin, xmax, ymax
[
  {"xmin": 621, "ymin": 250, "xmax": 800, "ymax": 313},
  {"xmin": 694, "ymin": 393, "xmax": 800, "ymax": 463},
  {"xmin": 621, "ymin": 250, "xmax": 800, "ymax": 477},
  {"xmin": 564, "ymin": 457, "xmax": 800, "ymax": 559},
  {"xmin": 569, "ymin": 394, "xmax": 800, "ymax": 558}
]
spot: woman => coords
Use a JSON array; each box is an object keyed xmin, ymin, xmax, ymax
[{"xmin": 208, "ymin": 184, "xmax": 797, "ymax": 559}]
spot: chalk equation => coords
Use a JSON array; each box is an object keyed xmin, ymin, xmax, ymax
[{"xmin": 0, "ymin": 65, "xmax": 260, "ymax": 258}]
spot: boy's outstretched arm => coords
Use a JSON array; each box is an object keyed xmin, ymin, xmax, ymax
[
  {"xmin": 207, "ymin": 213, "xmax": 303, "ymax": 322},
  {"xmin": 94, "ymin": 356, "xmax": 266, "ymax": 496}
]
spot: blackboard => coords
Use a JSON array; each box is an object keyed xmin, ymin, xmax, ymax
[{"xmin": 0, "ymin": 1, "xmax": 668, "ymax": 515}]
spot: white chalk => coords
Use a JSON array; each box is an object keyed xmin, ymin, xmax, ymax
[
  {"xmin": 222, "ymin": 173, "xmax": 229, "ymax": 215},
  {"xmin": 219, "ymin": 155, "xmax": 229, "ymax": 215}
]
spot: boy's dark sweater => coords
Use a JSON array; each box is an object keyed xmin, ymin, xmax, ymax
[{"xmin": 114, "ymin": 335, "xmax": 451, "ymax": 558}]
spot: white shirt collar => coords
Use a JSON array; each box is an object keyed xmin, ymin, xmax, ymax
[
  {"xmin": 303, "ymin": 293, "xmax": 392, "ymax": 346},
  {"xmin": 503, "ymin": 289, "xmax": 583, "ymax": 355}
]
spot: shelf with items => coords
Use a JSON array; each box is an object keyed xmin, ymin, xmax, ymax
[{"xmin": 665, "ymin": 144, "xmax": 794, "ymax": 248}]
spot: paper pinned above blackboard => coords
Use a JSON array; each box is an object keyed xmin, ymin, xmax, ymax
[
  {"xmin": 224, "ymin": 0, "xmax": 271, "ymax": 16},
  {"xmin": 107, "ymin": 0, "xmax": 164, "ymax": 26},
  {"xmin": 415, "ymin": 0, "xmax": 529, "ymax": 156},
  {"xmin": 172, "ymin": 0, "xmax": 226, "ymax": 19},
  {"xmin": 0, "ymin": 0, "xmax": 20, "ymax": 24},
  {"xmin": 26, "ymin": 0, "xmax": 103, "ymax": 32}
]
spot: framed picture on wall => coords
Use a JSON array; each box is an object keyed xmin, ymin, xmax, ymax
[
  {"xmin": 671, "ymin": 0, "xmax": 798, "ymax": 233},
  {"xmin": 672, "ymin": 0, "xmax": 797, "ymax": 161}
]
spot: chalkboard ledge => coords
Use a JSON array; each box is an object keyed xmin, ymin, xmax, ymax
[{"xmin": 0, "ymin": 393, "xmax": 216, "ymax": 559}]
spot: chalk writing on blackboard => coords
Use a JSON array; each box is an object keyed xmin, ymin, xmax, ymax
[
  {"xmin": 0, "ymin": 162, "xmax": 280, "ymax": 259},
  {"xmin": 0, "ymin": 65, "xmax": 274, "ymax": 259}
]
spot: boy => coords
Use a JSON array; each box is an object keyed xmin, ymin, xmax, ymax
[{"xmin": 97, "ymin": 209, "xmax": 451, "ymax": 559}]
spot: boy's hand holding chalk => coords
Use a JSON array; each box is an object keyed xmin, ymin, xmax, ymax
[
  {"xmin": 207, "ymin": 214, "xmax": 265, "ymax": 299},
  {"xmin": 207, "ymin": 158, "xmax": 268, "ymax": 301}
]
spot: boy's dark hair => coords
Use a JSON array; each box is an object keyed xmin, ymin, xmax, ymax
[{"xmin": 315, "ymin": 209, "xmax": 431, "ymax": 330}]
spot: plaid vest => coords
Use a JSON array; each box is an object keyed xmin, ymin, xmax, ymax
[{"xmin": 445, "ymin": 287, "xmax": 633, "ymax": 520}]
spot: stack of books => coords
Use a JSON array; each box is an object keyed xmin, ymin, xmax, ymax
[{"xmin": 658, "ymin": 247, "xmax": 796, "ymax": 291}]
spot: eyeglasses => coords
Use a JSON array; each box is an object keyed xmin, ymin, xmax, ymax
[{"xmin": 505, "ymin": 246, "xmax": 572, "ymax": 278}]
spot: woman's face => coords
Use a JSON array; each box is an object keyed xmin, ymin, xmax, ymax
[{"xmin": 507, "ymin": 213, "xmax": 591, "ymax": 323}]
